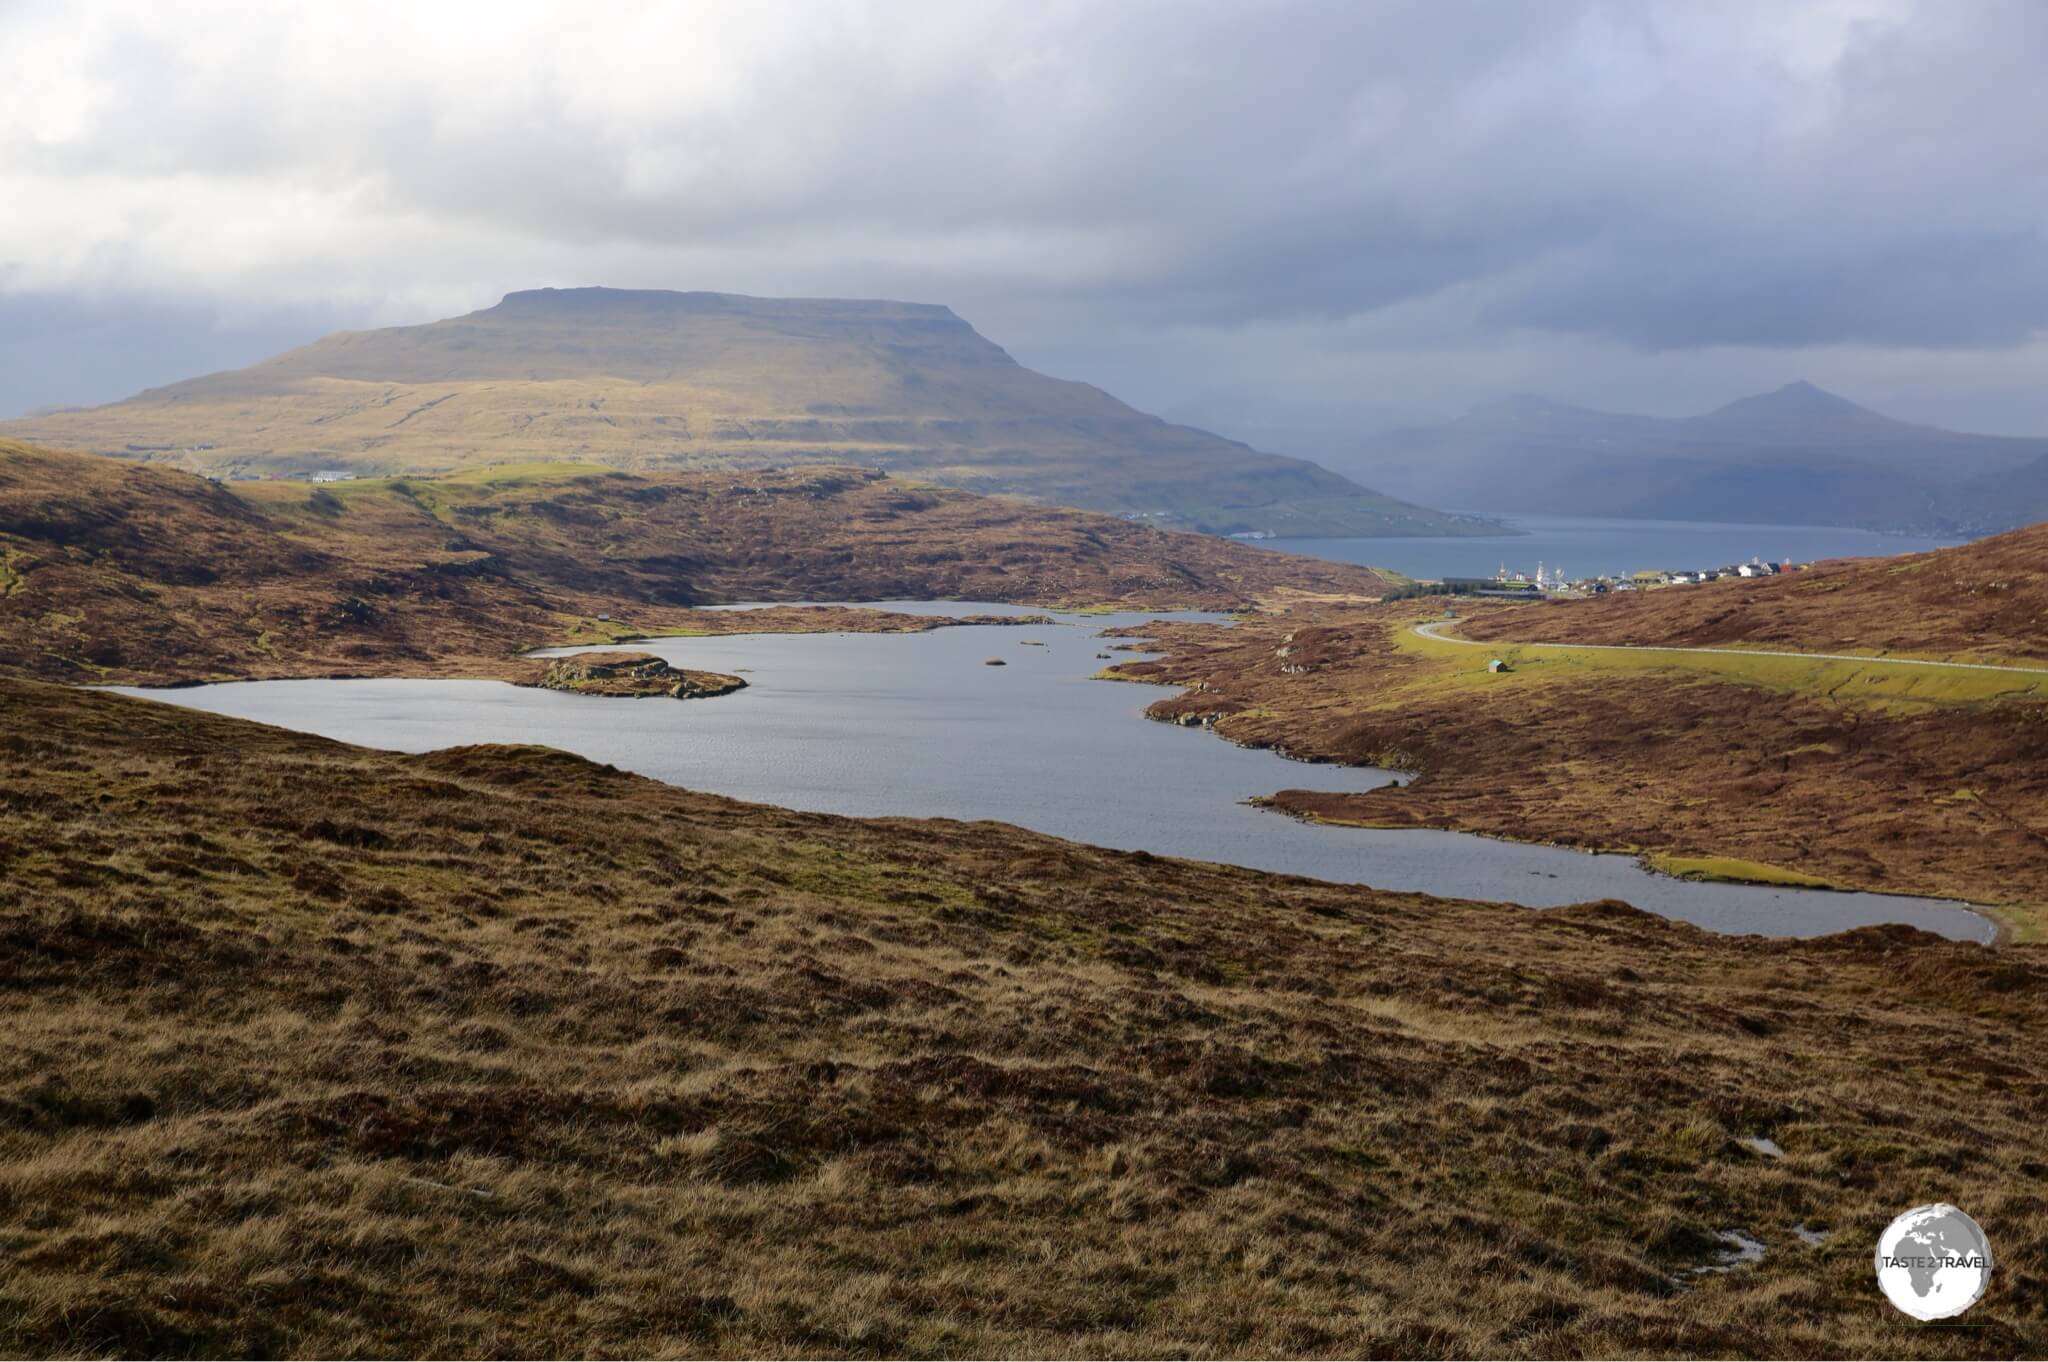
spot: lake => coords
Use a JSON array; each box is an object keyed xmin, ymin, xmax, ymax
[
  {"xmin": 1276, "ymin": 512, "xmax": 1961, "ymax": 582},
  {"xmin": 118, "ymin": 601, "xmax": 1993, "ymax": 942}
]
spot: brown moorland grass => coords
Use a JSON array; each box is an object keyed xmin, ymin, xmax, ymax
[
  {"xmin": 1454, "ymin": 524, "xmax": 2048, "ymax": 664},
  {"xmin": 0, "ymin": 677, "xmax": 2044, "ymax": 1358},
  {"xmin": 0, "ymin": 441, "xmax": 1391, "ymax": 686},
  {"xmin": 1102, "ymin": 598, "xmax": 2048, "ymax": 924}
]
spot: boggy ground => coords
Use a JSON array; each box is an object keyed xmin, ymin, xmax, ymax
[
  {"xmin": 1, "ymin": 676, "xmax": 2043, "ymax": 1358},
  {"xmin": 1105, "ymin": 599, "xmax": 2048, "ymax": 929},
  {"xmin": 0, "ymin": 441, "xmax": 1388, "ymax": 686}
]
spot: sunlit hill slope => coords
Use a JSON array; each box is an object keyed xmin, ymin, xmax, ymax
[
  {"xmin": 0, "ymin": 288, "xmax": 1482, "ymax": 539},
  {"xmin": 0, "ymin": 440, "xmax": 1394, "ymax": 685}
]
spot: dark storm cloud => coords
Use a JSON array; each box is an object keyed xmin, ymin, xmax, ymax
[{"xmin": 2, "ymin": 0, "xmax": 2047, "ymax": 428}]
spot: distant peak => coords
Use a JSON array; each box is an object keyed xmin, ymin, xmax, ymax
[
  {"xmin": 1697, "ymin": 380, "xmax": 1886, "ymax": 429},
  {"xmin": 485, "ymin": 286, "xmax": 961, "ymax": 323},
  {"xmin": 1749, "ymin": 379, "xmax": 1856, "ymax": 408},
  {"xmin": 1760, "ymin": 379, "xmax": 1856, "ymax": 409}
]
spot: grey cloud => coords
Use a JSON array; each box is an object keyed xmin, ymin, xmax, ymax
[
  {"xmin": 4, "ymin": 0, "xmax": 2048, "ymax": 430},
  {"xmin": 1485, "ymin": 228, "xmax": 2048, "ymax": 351},
  {"xmin": 0, "ymin": 293, "xmax": 361, "ymax": 420}
]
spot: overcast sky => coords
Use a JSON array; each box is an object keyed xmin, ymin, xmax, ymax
[{"xmin": 3, "ymin": 0, "xmax": 2046, "ymax": 448}]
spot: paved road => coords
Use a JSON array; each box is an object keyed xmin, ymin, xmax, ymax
[{"xmin": 1411, "ymin": 619, "xmax": 2048, "ymax": 678}]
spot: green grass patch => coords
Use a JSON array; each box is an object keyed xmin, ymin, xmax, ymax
[
  {"xmin": 1644, "ymin": 853, "xmax": 1834, "ymax": 889},
  {"xmin": 249, "ymin": 463, "xmax": 615, "ymax": 522},
  {"xmin": 540, "ymin": 614, "xmax": 693, "ymax": 649},
  {"xmin": 258, "ymin": 461, "xmax": 613, "ymax": 492},
  {"xmin": 1400, "ymin": 621, "xmax": 2048, "ymax": 710}
]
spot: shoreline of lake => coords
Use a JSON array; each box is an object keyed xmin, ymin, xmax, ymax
[{"xmin": 115, "ymin": 601, "xmax": 1995, "ymax": 944}]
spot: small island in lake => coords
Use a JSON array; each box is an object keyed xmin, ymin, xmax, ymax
[{"xmin": 536, "ymin": 651, "xmax": 746, "ymax": 700}]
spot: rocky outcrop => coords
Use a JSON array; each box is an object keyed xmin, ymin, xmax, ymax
[
  {"xmin": 537, "ymin": 651, "xmax": 746, "ymax": 699},
  {"xmin": 963, "ymin": 614, "xmax": 1058, "ymax": 627}
]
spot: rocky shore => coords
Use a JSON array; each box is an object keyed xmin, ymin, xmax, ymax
[{"xmin": 535, "ymin": 651, "xmax": 746, "ymax": 699}]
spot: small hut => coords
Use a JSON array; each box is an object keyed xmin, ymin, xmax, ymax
[{"xmin": 1487, "ymin": 658, "xmax": 1511, "ymax": 673}]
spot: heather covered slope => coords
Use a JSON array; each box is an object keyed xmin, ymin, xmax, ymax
[
  {"xmin": 0, "ymin": 288, "xmax": 1478, "ymax": 538},
  {"xmin": 1456, "ymin": 521, "xmax": 2048, "ymax": 663},
  {"xmin": 1105, "ymin": 590, "xmax": 2048, "ymax": 921},
  {"xmin": 0, "ymin": 677, "xmax": 2042, "ymax": 1357},
  {"xmin": 0, "ymin": 441, "xmax": 1392, "ymax": 685}
]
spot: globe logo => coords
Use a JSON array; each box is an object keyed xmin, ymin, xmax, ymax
[{"xmin": 1875, "ymin": 1204, "xmax": 1993, "ymax": 1321}]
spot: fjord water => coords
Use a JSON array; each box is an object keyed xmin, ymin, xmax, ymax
[
  {"xmin": 124, "ymin": 601, "xmax": 1992, "ymax": 941},
  {"xmin": 1278, "ymin": 512, "xmax": 1961, "ymax": 581}
]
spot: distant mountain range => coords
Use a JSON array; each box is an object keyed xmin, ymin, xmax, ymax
[
  {"xmin": 1334, "ymin": 381, "xmax": 2048, "ymax": 534},
  {"xmin": 0, "ymin": 287, "xmax": 1484, "ymax": 539}
]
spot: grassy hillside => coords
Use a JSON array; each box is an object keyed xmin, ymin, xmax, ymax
[
  {"xmin": 0, "ymin": 441, "xmax": 1392, "ymax": 685},
  {"xmin": 1106, "ymin": 596, "xmax": 2048, "ymax": 926},
  {"xmin": 1, "ymin": 676, "xmax": 2042, "ymax": 1357},
  {"xmin": 0, "ymin": 288, "xmax": 1483, "ymax": 539},
  {"xmin": 1455, "ymin": 521, "xmax": 2048, "ymax": 664}
]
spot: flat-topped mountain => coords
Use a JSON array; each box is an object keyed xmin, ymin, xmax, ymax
[
  {"xmin": 1338, "ymin": 381, "xmax": 2048, "ymax": 534},
  {"xmin": 0, "ymin": 287, "xmax": 1479, "ymax": 539}
]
